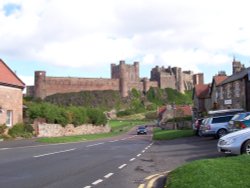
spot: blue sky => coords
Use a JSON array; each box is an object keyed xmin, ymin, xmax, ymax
[{"xmin": 1, "ymin": 0, "xmax": 250, "ymax": 86}]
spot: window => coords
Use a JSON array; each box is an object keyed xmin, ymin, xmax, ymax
[
  {"xmin": 234, "ymin": 82, "xmax": 240, "ymax": 97},
  {"xmin": 6, "ymin": 110, "xmax": 13, "ymax": 127}
]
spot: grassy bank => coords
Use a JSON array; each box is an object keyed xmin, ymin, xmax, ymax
[
  {"xmin": 153, "ymin": 128, "xmax": 194, "ymax": 140},
  {"xmin": 37, "ymin": 120, "xmax": 149, "ymax": 143},
  {"xmin": 166, "ymin": 155, "xmax": 250, "ymax": 188}
]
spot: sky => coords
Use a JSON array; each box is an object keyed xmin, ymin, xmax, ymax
[{"xmin": 1, "ymin": 0, "xmax": 250, "ymax": 87}]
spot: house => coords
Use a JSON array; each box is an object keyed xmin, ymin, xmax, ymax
[
  {"xmin": 0, "ymin": 59, "xmax": 25, "ymax": 127},
  {"xmin": 210, "ymin": 72, "xmax": 228, "ymax": 110},
  {"xmin": 192, "ymin": 84, "xmax": 211, "ymax": 118},
  {"xmin": 217, "ymin": 67, "xmax": 250, "ymax": 110}
]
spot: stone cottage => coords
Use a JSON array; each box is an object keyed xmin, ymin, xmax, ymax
[{"xmin": 0, "ymin": 59, "xmax": 25, "ymax": 127}]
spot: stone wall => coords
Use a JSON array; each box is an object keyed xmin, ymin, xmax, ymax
[
  {"xmin": 36, "ymin": 123, "xmax": 111, "ymax": 137},
  {"xmin": 0, "ymin": 85, "xmax": 23, "ymax": 126}
]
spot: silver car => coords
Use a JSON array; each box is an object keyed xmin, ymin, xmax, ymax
[
  {"xmin": 199, "ymin": 115, "xmax": 234, "ymax": 138},
  {"xmin": 217, "ymin": 128, "xmax": 250, "ymax": 155}
]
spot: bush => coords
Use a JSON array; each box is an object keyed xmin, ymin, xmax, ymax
[
  {"xmin": 0, "ymin": 124, "xmax": 7, "ymax": 135},
  {"xmin": 8, "ymin": 123, "xmax": 33, "ymax": 138},
  {"xmin": 87, "ymin": 108, "xmax": 107, "ymax": 125}
]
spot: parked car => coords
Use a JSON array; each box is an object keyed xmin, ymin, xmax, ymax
[
  {"xmin": 217, "ymin": 127, "xmax": 250, "ymax": 155},
  {"xmin": 228, "ymin": 112, "xmax": 250, "ymax": 132},
  {"xmin": 208, "ymin": 108, "xmax": 244, "ymax": 117},
  {"xmin": 192, "ymin": 118, "xmax": 204, "ymax": 135},
  {"xmin": 137, "ymin": 126, "xmax": 147, "ymax": 135},
  {"xmin": 199, "ymin": 114, "xmax": 234, "ymax": 138}
]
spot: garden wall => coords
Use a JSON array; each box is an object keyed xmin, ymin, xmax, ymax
[{"xmin": 36, "ymin": 124, "xmax": 111, "ymax": 137}]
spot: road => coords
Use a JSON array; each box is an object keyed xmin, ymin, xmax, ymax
[{"xmin": 0, "ymin": 127, "xmax": 222, "ymax": 188}]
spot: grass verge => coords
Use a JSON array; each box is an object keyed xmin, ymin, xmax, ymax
[
  {"xmin": 166, "ymin": 155, "xmax": 250, "ymax": 188},
  {"xmin": 37, "ymin": 120, "xmax": 150, "ymax": 143},
  {"xmin": 153, "ymin": 128, "xmax": 194, "ymax": 140}
]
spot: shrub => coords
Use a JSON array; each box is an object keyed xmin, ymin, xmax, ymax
[
  {"xmin": 0, "ymin": 124, "xmax": 7, "ymax": 135},
  {"xmin": 145, "ymin": 111, "xmax": 158, "ymax": 120},
  {"xmin": 87, "ymin": 108, "xmax": 107, "ymax": 125},
  {"xmin": 8, "ymin": 123, "xmax": 33, "ymax": 138}
]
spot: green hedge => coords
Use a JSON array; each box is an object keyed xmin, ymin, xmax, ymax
[
  {"xmin": 8, "ymin": 123, "xmax": 34, "ymax": 138},
  {"xmin": 26, "ymin": 102, "xmax": 107, "ymax": 126}
]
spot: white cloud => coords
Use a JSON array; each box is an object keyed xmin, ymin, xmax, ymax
[{"xmin": 1, "ymin": 0, "xmax": 250, "ymax": 82}]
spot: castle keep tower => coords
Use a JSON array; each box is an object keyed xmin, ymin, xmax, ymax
[{"xmin": 111, "ymin": 60, "xmax": 140, "ymax": 97}]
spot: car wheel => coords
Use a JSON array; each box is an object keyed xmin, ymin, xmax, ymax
[
  {"xmin": 216, "ymin": 129, "xmax": 227, "ymax": 138},
  {"xmin": 242, "ymin": 140, "xmax": 250, "ymax": 155}
]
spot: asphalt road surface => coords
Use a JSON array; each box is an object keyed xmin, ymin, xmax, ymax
[{"xmin": 0, "ymin": 127, "xmax": 222, "ymax": 188}]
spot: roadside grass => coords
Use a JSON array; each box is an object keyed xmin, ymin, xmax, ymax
[
  {"xmin": 166, "ymin": 155, "xmax": 250, "ymax": 188},
  {"xmin": 37, "ymin": 120, "xmax": 149, "ymax": 143},
  {"xmin": 153, "ymin": 128, "xmax": 194, "ymax": 140}
]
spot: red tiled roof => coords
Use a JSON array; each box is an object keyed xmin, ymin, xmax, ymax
[
  {"xmin": 213, "ymin": 75, "xmax": 228, "ymax": 86},
  {"xmin": 176, "ymin": 105, "xmax": 192, "ymax": 116},
  {"xmin": 194, "ymin": 84, "xmax": 210, "ymax": 98},
  {"xmin": 0, "ymin": 59, "xmax": 25, "ymax": 89}
]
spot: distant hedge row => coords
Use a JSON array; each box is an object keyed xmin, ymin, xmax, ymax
[{"xmin": 26, "ymin": 102, "xmax": 107, "ymax": 127}]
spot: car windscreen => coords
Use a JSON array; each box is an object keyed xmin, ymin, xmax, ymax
[{"xmin": 231, "ymin": 113, "xmax": 247, "ymax": 121}]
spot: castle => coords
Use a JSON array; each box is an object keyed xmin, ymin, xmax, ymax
[{"xmin": 26, "ymin": 60, "xmax": 203, "ymax": 99}]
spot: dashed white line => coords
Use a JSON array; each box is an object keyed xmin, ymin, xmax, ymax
[
  {"xmin": 86, "ymin": 142, "xmax": 104, "ymax": 147},
  {"xmin": 118, "ymin": 164, "xmax": 127, "ymax": 169},
  {"xmin": 83, "ymin": 186, "xmax": 91, "ymax": 188},
  {"xmin": 104, "ymin": 173, "xmax": 114, "ymax": 179},
  {"xmin": 142, "ymin": 150, "xmax": 146, "ymax": 153},
  {"xmin": 92, "ymin": 179, "xmax": 103, "ymax": 185},
  {"xmin": 34, "ymin": 148, "xmax": 76, "ymax": 158},
  {"xmin": 137, "ymin": 154, "xmax": 141, "ymax": 157},
  {"xmin": 0, "ymin": 148, "xmax": 9, "ymax": 151},
  {"xmin": 130, "ymin": 158, "xmax": 136, "ymax": 162},
  {"xmin": 109, "ymin": 140, "xmax": 117, "ymax": 143}
]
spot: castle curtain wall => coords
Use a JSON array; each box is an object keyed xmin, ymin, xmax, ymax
[{"xmin": 37, "ymin": 76, "xmax": 119, "ymax": 99}]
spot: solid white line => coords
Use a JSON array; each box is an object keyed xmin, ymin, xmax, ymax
[
  {"xmin": 104, "ymin": 173, "xmax": 114, "ymax": 179},
  {"xmin": 92, "ymin": 179, "xmax": 103, "ymax": 185},
  {"xmin": 142, "ymin": 150, "xmax": 146, "ymax": 153},
  {"xmin": 86, "ymin": 142, "xmax": 104, "ymax": 147},
  {"xmin": 130, "ymin": 158, "xmax": 136, "ymax": 162},
  {"xmin": 137, "ymin": 154, "xmax": 141, "ymax": 157},
  {"xmin": 118, "ymin": 164, "xmax": 127, "ymax": 169},
  {"xmin": 34, "ymin": 148, "xmax": 76, "ymax": 158},
  {"xmin": 83, "ymin": 186, "xmax": 91, "ymax": 188}
]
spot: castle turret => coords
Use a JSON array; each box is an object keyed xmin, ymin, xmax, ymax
[
  {"xmin": 143, "ymin": 77, "xmax": 150, "ymax": 93},
  {"xmin": 34, "ymin": 71, "xmax": 46, "ymax": 99},
  {"xmin": 119, "ymin": 60, "xmax": 128, "ymax": 97},
  {"xmin": 193, "ymin": 73, "xmax": 204, "ymax": 85}
]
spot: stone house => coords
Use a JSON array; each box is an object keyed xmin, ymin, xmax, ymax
[
  {"xmin": 210, "ymin": 73, "xmax": 228, "ymax": 110},
  {"xmin": 192, "ymin": 84, "xmax": 211, "ymax": 118},
  {"xmin": 217, "ymin": 67, "xmax": 250, "ymax": 110},
  {"xmin": 0, "ymin": 59, "xmax": 25, "ymax": 127}
]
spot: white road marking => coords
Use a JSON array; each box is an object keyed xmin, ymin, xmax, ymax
[
  {"xmin": 130, "ymin": 158, "xmax": 136, "ymax": 162},
  {"xmin": 83, "ymin": 186, "xmax": 91, "ymax": 188},
  {"xmin": 0, "ymin": 148, "xmax": 9, "ymax": 151},
  {"xmin": 137, "ymin": 154, "xmax": 141, "ymax": 157},
  {"xmin": 118, "ymin": 164, "xmax": 127, "ymax": 169},
  {"xmin": 86, "ymin": 142, "xmax": 104, "ymax": 147},
  {"xmin": 109, "ymin": 140, "xmax": 117, "ymax": 143},
  {"xmin": 142, "ymin": 150, "xmax": 146, "ymax": 153},
  {"xmin": 92, "ymin": 179, "xmax": 103, "ymax": 185},
  {"xmin": 104, "ymin": 173, "xmax": 114, "ymax": 179},
  {"xmin": 33, "ymin": 148, "xmax": 76, "ymax": 158}
]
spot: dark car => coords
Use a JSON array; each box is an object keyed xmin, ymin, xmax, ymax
[{"xmin": 137, "ymin": 126, "xmax": 147, "ymax": 135}]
